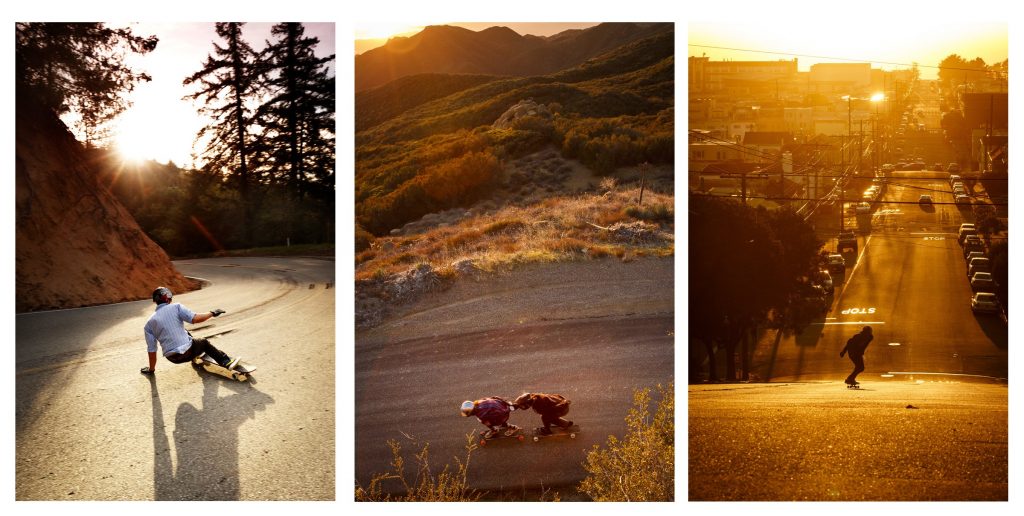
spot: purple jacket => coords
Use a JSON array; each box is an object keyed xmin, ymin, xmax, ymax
[{"xmin": 474, "ymin": 397, "xmax": 512, "ymax": 426}]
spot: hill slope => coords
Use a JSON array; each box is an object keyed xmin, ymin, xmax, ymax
[{"xmin": 15, "ymin": 97, "xmax": 197, "ymax": 311}]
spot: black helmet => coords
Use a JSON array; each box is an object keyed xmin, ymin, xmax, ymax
[
  {"xmin": 862, "ymin": 326, "xmax": 872, "ymax": 334},
  {"xmin": 152, "ymin": 286, "xmax": 173, "ymax": 304}
]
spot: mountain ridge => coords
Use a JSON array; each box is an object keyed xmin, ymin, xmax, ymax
[{"xmin": 355, "ymin": 22, "xmax": 672, "ymax": 92}]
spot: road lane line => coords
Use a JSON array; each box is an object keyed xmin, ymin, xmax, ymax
[
  {"xmin": 843, "ymin": 234, "xmax": 872, "ymax": 285},
  {"xmin": 811, "ymin": 321, "xmax": 886, "ymax": 326},
  {"xmin": 885, "ymin": 371, "xmax": 1007, "ymax": 382}
]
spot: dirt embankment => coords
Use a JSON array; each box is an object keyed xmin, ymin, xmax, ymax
[{"xmin": 15, "ymin": 97, "xmax": 197, "ymax": 312}]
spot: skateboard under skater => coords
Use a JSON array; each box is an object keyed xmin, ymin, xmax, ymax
[
  {"xmin": 532, "ymin": 424, "xmax": 581, "ymax": 442},
  {"xmin": 846, "ymin": 382, "xmax": 861, "ymax": 389},
  {"xmin": 192, "ymin": 353, "xmax": 256, "ymax": 382},
  {"xmin": 478, "ymin": 426, "xmax": 525, "ymax": 446}
]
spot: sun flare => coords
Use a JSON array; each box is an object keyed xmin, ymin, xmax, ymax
[{"xmin": 355, "ymin": 23, "xmax": 421, "ymax": 40}]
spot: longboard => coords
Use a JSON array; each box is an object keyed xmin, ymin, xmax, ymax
[
  {"xmin": 192, "ymin": 355, "xmax": 256, "ymax": 382},
  {"xmin": 478, "ymin": 426, "xmax": 524, "ymax": 446},
  {"xmin": 532, "ymin": 424, "xmax": 581, "ymax": 442}
]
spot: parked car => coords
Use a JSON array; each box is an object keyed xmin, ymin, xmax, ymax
[
  {"xmin": 827, "ymin": 254, "xmax": 846, "ymax": 274},
  {"xmin": 958, "ymin": 228, "xmax": 978, "ymax": 245},
  {"xmin": 948, "ymin": 174, "xmax": 961, "ymax": 185},
  {"xmin": 959, "ymin": 223, "xmax": 976, "ymax": 236},
  {"xmin": 970, "ymin": 272, "xmax": 996, "ymax": 293},
  {"xmin": 816, "ymin": 270, "xmax": 834, "ymax": 294},
  {"xmin": 965, "ymin": 252, "xmax": 985, "ymax": 269},
  {"xmin": 971, "ymin": 292, "xmax": 1001, "ymax": 314},
  {"xmin": 934, "ymin": 163, "xmax": 944, "ymax": 171},
  {"xmin": 968, "ymin": 257, "xmax": 991, "ymax": 278},
  {"xmin": 838, "ymin": 231, "xmax": 858, "ymax": 253},
  {"xmin": 955, "ymin": 194, "xmax": 971, "ymax": 205},
  {"xmin": 947, "ymin": 163, "xmax": 961, "ymax": 173},
  {"xmin": 918, "ymin": 194, "xmax": 933, "ymax": 205},
  {"xmin": 963, "ymin": 236, "xmax": 985, "ymax": 257}
]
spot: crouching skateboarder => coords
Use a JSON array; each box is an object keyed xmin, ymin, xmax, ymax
[
  {"xmin": 140, "ymin": 286, "xmax": 239, "ymax": 375},
  {"xmin": 514, "ymin": 392, "xmax": 574, "ymax": 435},
  {"xmin": 460, "ymin": 397, "xmax": 521, "ymax": 439}
]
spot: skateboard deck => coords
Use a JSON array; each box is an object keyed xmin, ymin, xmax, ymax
[
  {"xmin": 846, "ymin": 383, "xmax": 861, "ymax": 389},
  {"xmin": 532, "ymin": 424, "xmax": 581, "ymax": 442},
  {"xmin": 192, "ymin": 355, "xmax": 256, "ymax": 382},
  {"xmin": 478, "ymin": 426, "xmax": 524, "ymax": 446}
]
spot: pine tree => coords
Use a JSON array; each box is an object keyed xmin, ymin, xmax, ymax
[
  {"xmin": 257, "ymin": 22, "xmax": 336, "ymax": 198},
  {"xmin": 184, "ymin": 22, "xmax": 262, "ymax": 244},
  {"xmin": 15, "ymin": 22, "xmax": 157, "ymax": 143}
]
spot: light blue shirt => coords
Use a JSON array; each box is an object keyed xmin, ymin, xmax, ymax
[{"xmin": 144, "ymin": 303, "xmax": 197, "ymax": 356}]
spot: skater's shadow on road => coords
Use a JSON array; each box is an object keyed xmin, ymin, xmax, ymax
[{"xmin": 148, "ymin": 370, "xmax": 274, "ymax": 500}]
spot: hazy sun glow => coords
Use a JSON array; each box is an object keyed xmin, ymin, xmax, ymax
[
  {"xmin": 354, "ymin": 23, "xmax": 423, "ymax": 41},
  {"xmin": 689, "ymin": 22, "xmax": 1007, "ymax": 80}
]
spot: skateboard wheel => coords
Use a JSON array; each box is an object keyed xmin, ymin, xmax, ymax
[
  {"xmin": 517, "ymin": 435, "xmax": 524, "ymax": 441},
  {"xmin": 533, "ymin": 436, "xmax": 539, "ymax": 442},
  {"xmin": 570, "ymin": 433, "xmax": 576, "ymax": 439},
  {"xmin": 479, "ymin": 439, "xmax": 487, "ymax": 447}
]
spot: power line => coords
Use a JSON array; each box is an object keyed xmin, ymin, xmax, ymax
[
  {"xmin": 692, "ymin": 193, "xmax": 1008, "ymax": 206},
  {"xmin": 688, "ymin": 44, "xmax": 1008, "ymax": 76}
]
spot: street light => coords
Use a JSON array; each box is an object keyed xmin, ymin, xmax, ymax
[{"xmin": 871, "ymin": 93, "xmax": 885, "ymax": 173}]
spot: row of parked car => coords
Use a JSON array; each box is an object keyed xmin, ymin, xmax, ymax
[{"xmin": 961, "ymin": 222, "xmax": 1002, "ymax": 315}]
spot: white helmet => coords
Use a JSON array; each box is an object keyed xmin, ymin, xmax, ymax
[{"xmin": 460, "ymin": 400, "xmax": 474, "ymax": 417}]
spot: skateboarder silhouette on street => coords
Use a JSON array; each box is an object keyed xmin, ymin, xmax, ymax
[{"xmin": 840, "ymin": 326, "xmax": 873, "ymax": 386}]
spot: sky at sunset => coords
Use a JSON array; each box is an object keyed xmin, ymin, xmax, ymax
[
  {"xmin": 689, "ymin": 22, "xmax": 1007, "ymax": 80},
  {"xmin": 63, "ymin": 22, "xmax": 335, "ymax": 168},
  {"xmin": 354, "ymin": 22, "xmax": 599, "ymax": 55}
]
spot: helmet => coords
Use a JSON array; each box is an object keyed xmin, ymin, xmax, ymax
[
  {"xmin": 514, "ymin": 393, "xmax": 533, "ymax": 409},
  {"xmin": 460, "ymin": 400, "xmax": 474, "ymax": 417},
  {"xmin": 862, "ymin": 326, "xmax": 872, "ymax": 334},
  {"xmin": 152, "ymin": 287, "xmax": 173, "ymax": 305}
]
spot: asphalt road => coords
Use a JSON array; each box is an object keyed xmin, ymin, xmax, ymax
[
  {"xmin": 354, "ymin": 258, "xmax": 675, "ymax": 498},
  {"xmin": 690, "ymin": 381, "xmax": 1008, "ymax": 501},
  {"xmin": 15, "ymin": 257, "xmax": 335, "ymax": 500},
  {"xmin": 754, "ymin": 170, "xmax": 1008, "ymax": 383}
]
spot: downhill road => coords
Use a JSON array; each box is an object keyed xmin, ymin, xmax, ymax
[
  {"xmin": 355, "ymin": 258, "xmax": 675, "ymax": 498},
  {"xmin": 15, "ymin": 257, "xmax": 335, "ymax": 500},
  {"xmin": 754, "ymin": 170, "xmax": 1008, "ymax": 383}
]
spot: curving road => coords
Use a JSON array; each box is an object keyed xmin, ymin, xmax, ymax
[
  {"xmin": 15, "ymin": 257, "xmax": 335, "ymax": 500},
  {"xmin": 355, "ymin": 258, "xmax": 675, "ymax": 499}
]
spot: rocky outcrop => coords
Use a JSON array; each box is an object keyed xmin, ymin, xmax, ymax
[
  {"xmin": 493, "ymin": 99, "xmax": 551, "ymax": 129},
  {"xmin": 15, "ymin": 97, "xmax": 198, "ymax": 312}
]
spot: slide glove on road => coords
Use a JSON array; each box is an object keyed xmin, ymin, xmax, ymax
[{"xmin": 211, "ymin": 309, "xmax": 226, "ymax": 317}]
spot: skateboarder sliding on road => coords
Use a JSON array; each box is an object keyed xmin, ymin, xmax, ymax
[
  {"xmin": 140, "ymin": 286, "xmax": 238, "ymax": 375},
  {"xmin": 460, "ymin": 397, "xmax": 521, "ymax": 438},
  {"xmin": 840, "ymin": 326, "xmax": 874, "ymax": 386},
  {"xmin": 513, "ymin": 392, "xmax": 574, "ymax": 435}
]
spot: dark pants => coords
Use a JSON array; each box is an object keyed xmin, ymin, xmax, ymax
[
  {"xmin": 845, "ymin": 354, "xmax": 865, "ymax": 384},
  {"xmin": 541, "ymin": 405, "xmax": 572, "ymax": 430},
  {"xmin": 164, "ymin": 338, "xmax": 230, "ymax": 366}
]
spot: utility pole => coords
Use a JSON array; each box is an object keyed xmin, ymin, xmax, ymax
[{"xmin": 858, "ymin": 119, "xmax": 864, "ymax": 176}]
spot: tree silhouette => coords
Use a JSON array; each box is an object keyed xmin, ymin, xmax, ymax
[
  {"xmin": 15, "ymin": 22, "xmax": 157, "ymax": 144},
  {"xmin": 689, "ymin": 194, "xmax": 821, "ymax": 381},
  {"xmin": 257, "ymin": 22, "xmax": 336, "ymax": 197},
  {"xmin": 184, "ymin": 22, "xmax": 261, "ymax": 244}
]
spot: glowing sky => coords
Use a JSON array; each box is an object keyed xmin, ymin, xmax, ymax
[
  {"xmin": 66, "ymin": 22, "xmax": 335, "ymax": 168},
  {"xmin": 354, "ymin": 22, "xmax": 599, "ymax": 55},
  {"xmin": 689, "ymin": 22, "xmax": 1007, "ymax": 80}
]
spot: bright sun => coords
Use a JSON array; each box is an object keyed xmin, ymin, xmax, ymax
[{"xmin": 355, "ymin": 23, "xmax": 421, "ymax": 40}]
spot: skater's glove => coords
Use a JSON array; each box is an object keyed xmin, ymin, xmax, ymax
[
  {"xmin": 211, "ymin": 309, "xmax": 226, "ymax": 317},
  {"xmin": 140, "ymin": 366, "xmax": 155, "ymax": 375}
]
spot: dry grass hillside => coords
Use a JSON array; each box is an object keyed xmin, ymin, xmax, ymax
[{"xmin": 355, "ymin": 183, "xmax": 673, "ymax": 328}]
